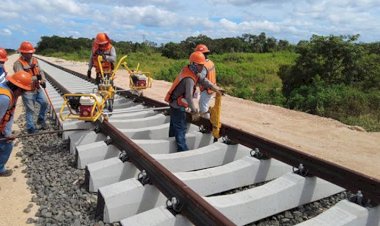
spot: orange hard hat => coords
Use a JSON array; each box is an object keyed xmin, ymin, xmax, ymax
[
  {"xmin": 189, "ymin": 51, "xmax": 206, "ymax": 65},
  {"xmin": 18, "ymin": 41, "xmax": 35, "ymax": 53},
  {"xmin": 0, "ymin": 48, "xmax": 8, "ymax": 61},
  {"xmin": 6, "ymin": 71, "xmax": 33, "ymax": 91},
  {"xmin": 194, "ymin": 44, "xmax": 210, "ymax": 53},
  {"xmin": 95, "ymin": 33, "xmax": 109, "ymax": 45}
]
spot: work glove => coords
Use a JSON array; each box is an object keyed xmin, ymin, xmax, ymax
[
  {"xmin": 218, "ymin": 88, "xmax": 225, "ymax": 96},
  {"xmin": 40, "ymin": 81, "xmax": 46, "ymax": 88},
  {"xmin": 87, "ymin": 70, "xmax": 91, "ymax": 78}
]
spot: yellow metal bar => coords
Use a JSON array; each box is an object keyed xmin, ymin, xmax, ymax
[
  {"xmin": 97, "ymin": 55, "xmax": 105, "ymax": 80},
  {"xmin": 210, "ymin": 93, "xmax": 222, "ymax": 139},
  {"xmin": 111, "ymin": 55, "xmax": 128, "ymax": 80}
]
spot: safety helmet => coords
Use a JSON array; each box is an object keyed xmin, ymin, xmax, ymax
[
  {"xmin": 194, "ymin": 44, "xmax": 210, "ymax": 53},
  {"xmin": 189, "ymin": 51, "xmax": 206, "ymax": 65},
  {"xmin": 0, "ymin": 48, "xmax": 8, "ymax": 61},
  {"xmin": 6, "ymin": 71, "xmax": 33, "ymax": 91},
  {"xmin": 95, "ymin": 33, "xmax": 109, "ymax": 45},
  {"xmin": 18, "ymin": 41, "xmax": 35, "ymax": 53}
]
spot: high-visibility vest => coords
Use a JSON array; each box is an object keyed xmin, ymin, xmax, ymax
[
  {"xmin": 17, "ymin": 57, "xmax": 41, "ymax": 76},
  {"xmin": 200, "ymin": 59, "xmax": 216, "ymax": 94},
  {"xmin": 17, "ymin": 57, "xmax": 41, "ymax": 89},
  {"xmin": 0, "ymin": 87, "xmax": 15, "ymax": 134},
  {"xmin": 92, "ymin": 46, "xmax": 114, "ymax": 74},
  {"xmin": 165, "ymin": 66, "xmax": 198, "ymax": 108}
]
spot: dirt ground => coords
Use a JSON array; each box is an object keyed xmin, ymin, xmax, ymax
[
  {"xmin": 0, "ymin": 100, "xmax": 38, "ymax": 226},
  {"xmin": 1, "ymin": 54, "xmax": 379, "ymax": 225}
]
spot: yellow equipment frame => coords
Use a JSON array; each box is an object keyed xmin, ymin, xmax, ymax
[
  {"xmin": 59, "ymin": 55, "xmax": 129, "ymax": 122},
  {"xmin": 59, "ymin": 93, "xmax": 105, "ymax": 122},
  {"xmin": 121, "ymin": 61, "xmax": 153, "ymax": 91},
  {"xmin": 59, "ymin": 55, "xmax": 154, "ymax": 122}
]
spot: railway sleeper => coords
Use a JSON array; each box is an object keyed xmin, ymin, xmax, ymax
[{"xmin": 97, "ymin": 156, "xmax": 291, "ymax": 222}]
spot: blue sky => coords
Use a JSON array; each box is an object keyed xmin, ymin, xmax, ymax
[{"xmin": 0, "ymin": 0, "xmax": 379, "ymax": 49}]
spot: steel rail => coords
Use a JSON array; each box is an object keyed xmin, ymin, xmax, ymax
[
  {"xmin": 97, "ymin": 120, "xmax": 235, "ymax": 226},
  {"xmin": 42, "ymin": 62, "xmax": 235, "ymax": 225},
  {"xmin": 41, "ymin": 57, "xmax": 379, "ymax": 204}
]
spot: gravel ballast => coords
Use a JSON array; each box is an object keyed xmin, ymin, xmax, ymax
[{"xmin": 16, "ymin": 110, "xmax": 357, "ymax": 226}]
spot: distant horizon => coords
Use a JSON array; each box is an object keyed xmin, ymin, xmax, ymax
[
  {"xmin": 4, "ymin": 32, "xmax": 379, "ymax": 51},
  {"xmin": 1, "ymin": 0, "xmax": 379, "ymax": 49}
]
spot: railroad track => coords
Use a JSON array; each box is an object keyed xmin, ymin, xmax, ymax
[{"xmin": 36, "ymin": 58, "xmax": 379, "ymax": 226}]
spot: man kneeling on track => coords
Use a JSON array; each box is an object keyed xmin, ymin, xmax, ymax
[{"xmin": 0, "ymin": 71, "xmax": 33, "ymax": 177}]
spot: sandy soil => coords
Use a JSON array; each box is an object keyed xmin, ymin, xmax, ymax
[
  {"xmin": 0, "ymin": 100, "xmax": 38, "ymax": 226},
  {"xmin": 1, "ymin": 54, "xmax": 379, "ymax": 225}
]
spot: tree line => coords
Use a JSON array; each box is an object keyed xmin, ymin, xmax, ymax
[{"xmin": 34, "ymin": 32, "xmax": 292, "ymax": 58}]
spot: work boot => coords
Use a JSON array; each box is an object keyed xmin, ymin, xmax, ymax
[
  {"xmin": 37, "ymin": 119, "xmax": 48, "ymax": 130},
  {"xmin": 27, "ymin": 128, "xmax": 38, "ymax": 134},
  {"xmin": 0, "ymin": 169, "xmax": 13, "ymax": 177}
]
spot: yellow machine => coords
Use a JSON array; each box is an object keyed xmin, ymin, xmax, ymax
[
  {"xmin": 59, "ymin": 93, "xmax": 105, "ymax": 122},
  {"xmin": 59, "ymin": 55, "xmax": 153, "ymax": 122},
  {"xmin": 122, "ymin": 61, "xmax": 152, "ymax": 95}
]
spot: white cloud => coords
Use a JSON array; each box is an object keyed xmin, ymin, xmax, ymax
[
  {"xmin": 32, "ymin": 0, "xmax": 86, "ymax": 14},
  {"xmin": 1, "ymin": 0, "xmax": 379, "ymax": 48},
  {"xmin": 112, "ymin": 5, "xmax": 177, "ymax": 27},
  {"xmin": 1, "ymin": 29, "xmax": 12, "ymax": 36}
]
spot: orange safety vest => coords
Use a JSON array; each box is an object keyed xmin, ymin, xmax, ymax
[
  {"xmin": 92, "ymin": 46, "xmax": 114, "ymax": 74},
  {"xmin": 17, "ymin": 57, "xmax": 41, "ymax": 76},
  {"xmin": 165, "ymin": 66, "xmax": 199, "ymax": 108},
  {"xmin": 17, "ymin": 57, "xmax": 41, "ymax": 89},
  {"xmin": 200, "ymin": 60, "xmax": 216, "ymax": 94},
  {"xmin": 0, "ymin": 87, "xmax": 16, "ymax": 134}
]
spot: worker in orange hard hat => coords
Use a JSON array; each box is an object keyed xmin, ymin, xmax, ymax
[
  {"xmin": 194, "ymin": 44, "xmax": 217, "ymax": 119},
  {"xmin": 0, "ymin": 71, "xmax": 33, "ymax": 177},
  {"xmin": 0, "ymin": 48, "xmax": 8, "ymax": 83},
  {"xmin": 164, "ymin": 51, "xmax": 224, "ymax": 151},
  {"xmin": 13, "ymin": 41, "xmax": 49, "ymax": 134},
  {"xmin": 87, "ymin": 32, "xmax": 117, "ymax": 84}
]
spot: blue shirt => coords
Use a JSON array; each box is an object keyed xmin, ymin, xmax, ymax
[{"xmin": 0, "ymin": 83, "xmax": 13, "ymax": 137}]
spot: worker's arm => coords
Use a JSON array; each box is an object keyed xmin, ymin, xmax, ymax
[
  {"xmin": 13, "ymin": 60, "xmax": 23, "ymax": 73},
  {"xmin": 199, "ymin": 77, "xmax": 224, "ymax": 95},
  {"xmin": 0, "ymin": 95, "xmax": 11, "ymax": 137},
  {"xmin": 104, "ymin": 46, "xmax": 116, "ymax": 63},
  {"xmin": 35, "ymin": 60, "xmax": 47, "ymax": 83},
  {"xmin": 184, "ymin": 78, "xmax": 197, "ymax": 112},
  {"xmin": 88, "ymin": 52, "xmax": 94, "ymax": 71}
]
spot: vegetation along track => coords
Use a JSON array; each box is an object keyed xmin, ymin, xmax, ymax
[{"xmin": 36, "ymin": 57, "xmax": 380, "ymax": 226}]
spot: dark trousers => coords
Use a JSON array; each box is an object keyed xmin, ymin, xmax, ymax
[{"xmin": 169, "ymin": 107, "xmax": 188, "ymax": 151}]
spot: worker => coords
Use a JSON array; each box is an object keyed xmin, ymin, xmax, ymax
[
  {"xmin": 194, "ymin": 44, "xmax": 216, "ymax": 119},
  {"xmin": 87, "ymin": 32, "xmax": 116, "ymax": 85},
  {"xmin": 0, "ymin": 48, "xmax": 8, "ymax": 83},
  {"xmin": 0, "ymin": 71, "xmax": 33, "ymax": 176},
  {"xmin": 165, "ymin": 51, "xmax": 224, "ymax": 151},
  {"xmin": 13, "ymin": 41, "xmax": 48, "ymax": 134}
]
